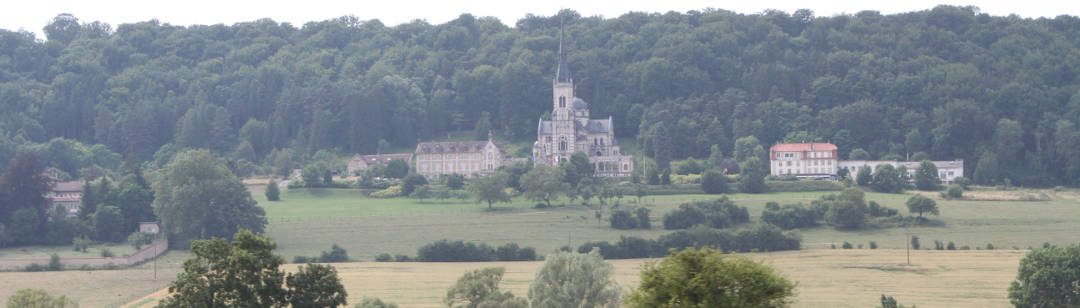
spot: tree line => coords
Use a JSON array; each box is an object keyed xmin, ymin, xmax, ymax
[{"xmin": 0, "ymin": 6, "xmax": 1079, "ymax": 186}]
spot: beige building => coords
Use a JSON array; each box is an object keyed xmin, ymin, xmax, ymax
[
  {"xmin": 47, "ymin": 181, "xmax": 83, "ymax": 217},
  {"xmin": 415, "ymin": 137, "xmax": 507, "ymax": 179},
  {"xmin": 769, "ymin": 143, "xmax": 839, "ymax": 178},
  {"xmin": 346, "ymin": 153, "xmax": 413, "ymax": 176},
  {"xmin": 532, "ymin": 25, "xmax": 633, "ymax": 177}
]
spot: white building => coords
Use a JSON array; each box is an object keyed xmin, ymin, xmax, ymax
[
  {"xmin": 838, "ymin": 160, "xmax": 965, "ymax": 183},
  {"xmin": 769, "ymin": 143, "xmax": 839, "ymax": 178}
]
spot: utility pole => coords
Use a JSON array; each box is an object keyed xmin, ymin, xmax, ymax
[{"xmin": 906, "ymin": 229, "xmax": 911, "ymax": 265}]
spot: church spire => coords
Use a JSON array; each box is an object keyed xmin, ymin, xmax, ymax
[{"xmin": 555, "ymin": 18, "xmax": 571, "ymax": 83}]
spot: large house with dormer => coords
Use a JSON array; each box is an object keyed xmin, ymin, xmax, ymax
[
  {"xmin": 415, "ymin": 134, "xmax": 508, "ymax": 179},
  {"xmin": 532, "ymin": 25, "xmax": 633, "ymax": 177}
]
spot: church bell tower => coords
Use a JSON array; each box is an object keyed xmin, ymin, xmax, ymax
[{"xmin": 552, "ymin": 20, "xmax": 575, "ymax": 159}]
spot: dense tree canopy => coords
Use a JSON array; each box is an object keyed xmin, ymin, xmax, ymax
[
  {"xmin": 0, "ymin": 7, "xmax": 1079, "ymax": 186},
  {"xmin": 152, "ymin": 149, "xmax": 266, "ymax": 247}
]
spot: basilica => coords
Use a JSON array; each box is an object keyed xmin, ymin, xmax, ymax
[{"xmin": 532, "ymin": 27, "xmax": 634, "ymax": 177}]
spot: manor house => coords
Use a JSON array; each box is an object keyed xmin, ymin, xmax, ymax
[{"xmin": 532, "ymin": 26, "xmax": 633, "ymax": 177}]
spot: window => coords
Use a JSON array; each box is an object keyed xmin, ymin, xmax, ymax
[
  {"xmin": 786, "ymin": 161, "xmax": 792, "ymax": 166},
  {"xmin": 596, "ymin": 151, "xmax": 602, "ymax": 156},
  {"xmin": 559, "ymin": 140, "xmax": 567, "ymax": 151},
  {"xmin": 948, "ymin": 171, "xmax": 954, "ymax": 176},
  {"xmin": 488, "ymin": 153, "xmax": 493, "ymax": 160},
  {"xmin": 545, "ymin": 136, "xmax": 552, "ymax": 142},
  {"xmin": 487, "ymin": 164, "xmax": 493, "ymax": 170},
  {"xmin": 559, "ymin": 96, "xmax": 566, "ymax": 108},
  {"xmin": 422, "ymin": 165, "xmax": 428, "ymax": 172},
  {"xmin": 600, "ymin": 138, "xmax": 604, "ymax": 146},
  {"xmin": 623, "ymin": 164, "xmax": 629, "ymax": 171}
]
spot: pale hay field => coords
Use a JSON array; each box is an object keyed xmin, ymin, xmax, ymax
[{"xmin": 124, "ymin": 249, "xmax": 1023, "ymax": 308}]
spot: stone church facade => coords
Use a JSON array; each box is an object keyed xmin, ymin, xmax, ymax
[{"xmin": 533, "ymin": 27, "xmax": 633, "ymax": 177}]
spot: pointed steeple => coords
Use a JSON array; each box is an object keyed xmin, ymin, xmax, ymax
[{"xmin": 555, "ymin": 18, "xmax": 571, "ymax": 83}]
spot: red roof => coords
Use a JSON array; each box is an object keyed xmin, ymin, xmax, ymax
[{"xmin": 770, "ymin": 143, "xmax": 838, "ymax": 152}]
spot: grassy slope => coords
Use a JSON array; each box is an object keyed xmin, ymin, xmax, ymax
[{"xmin": 260, "ymin": 188, "xmax": 1080, "ymax": 261}]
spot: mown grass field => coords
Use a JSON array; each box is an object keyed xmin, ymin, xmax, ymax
[
  {"xmin": 257, "ymin": 187, "xmax": 1080, "ymax": 261},
  {"xmin": 124, "ymin": 249, "xmax": 1025, "ymax": 308},
  {"xmin": 0, "ymin": 250, "xmax": 189, "ymax": 308},
  {"xmin": 4, "ymin": 186, "xmax": 1076, "ymax": 307},
  {"xmin": 0, "ymin": 242, "xmax": 137, "ymax": 259}
]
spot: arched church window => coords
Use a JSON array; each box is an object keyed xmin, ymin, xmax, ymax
[
  {"xmin": 559, "ymin": 96, "xmax": 566, "ymax": 108},
  {"xmin": 559, "ymin": 138, "xmax": 567, "ymax": 151}
]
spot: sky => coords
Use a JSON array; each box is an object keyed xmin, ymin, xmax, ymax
[{"xmin": 2, "ymin": 0, "xmax": 1078, "ymax": 39}]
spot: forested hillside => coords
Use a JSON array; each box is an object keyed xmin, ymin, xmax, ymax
[{"xmin": 1, "ymin": 6, "xmax": 1079, "ymax": 185}]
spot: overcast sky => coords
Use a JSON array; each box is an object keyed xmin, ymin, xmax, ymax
[{"xmin": 3, "ymin": 0, "xmax": 1078, "ymax": 39}]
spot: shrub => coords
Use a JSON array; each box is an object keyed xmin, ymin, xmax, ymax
[
  {"xmin": 416, "ymin": 239, "xmax": 535, "ymax": 262},
  {"xmin": 700, "ymin": 171, "xmax": 729, "ymax": 194},
  {"xmin": 858, "ymin": 244, "xmax": 864, "ymax": 249},
  {"xmin": 934, "ymin": 240, "xmax": 944, "ymax": 250},
  {"xmin": 765, "ymin": 179, "xmax": 843, "ymax": 192},
  {"xmin": 946, "ymin": 185, "xmax": 964, "ymax": 199},
  {"xmin": 761, "ymin": 202, "xmax": 819, "ymax": 230},
  {"xmin": 101, "ymin": 248, "xmax": 114, "ymax": 258},
  {"xmin": 374, "ymin": 253, "xmax": 392, "ymax": 262},
  {"xmin": 400, "ymin": 174, "xmax": 428, "ymax": 195},
  {"xmin": 986, "ymin": 243, "xmax": 995, "ymax": 250},
  {"xmin": 947, "ymin": 241, "xmax": 956, "ymax": 250},
  {"xmin": 370, "ymin": 185, "xmax": 403, "ymax": 198},
  {"xmin": 842, "ymin": 242, "xmax": 853, "ymax": 249},
  {"xmin": 265, "ymin": 180, "xmax": 280, "ymax": 201},
  {"xmin": 583, "ymin": 224, "xmax": 801, "ymax": 260},
  {"xmin": 911, "ymin": 236, "xmax": 920, "ymax": 250},
  {"xmin": 634, "ymin": 207, "xmax": 651, "ymax": 229},
  {"xmin": 293, "ymin": 256, "xmax": 311, "ymax": 263},
  {"xmin": 663, "ymin": 197, "xmax": 749, "ymax": 230},
  {"xmin": 25, "ymin": 263, "xmax": 45, "ymax": 272},
  {"xmin": 869, "ymin": 241, "xmax": 878, "ymax": 249},
  {"xmin": 72, "ymin": 236, "xmax": 90, "ymax": 252},
  {"xmin": 394, "ymin": 254, "xmax": 411, "ymax": 262},
  {"xmin": 610, "ymin": 209, "xmax": 638, "ymax": 230},
  {"xmin": 128, "ymin": 232, "xmax": 154, "ymax": 250},
  {"xmin": 444, "ymin": 173, "xmax": 466, "ymax": 190},
  {"xmin": 48, "ymin": 253, "xmax": 62, "ymax": 271},
  {"xmin": 319, "ymin": 244, "xmax": 348, "ymax": 262},
  {"xmin": 356, "ymin": 297, "xmax": 399, "ymax": 308},
  {"xmin": 953, "ymin": 177, "xmax": 971, "ymax": 189},
  {"xmin": 867, "ymin": 201, "xmax": 898, "ymax": 217}
]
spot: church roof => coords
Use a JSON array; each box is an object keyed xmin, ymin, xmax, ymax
[
  {"xmin": 555, "ymin": 21, "xmax": 571, "ymax": 83},
  {"xmin": 583, "ymin": 119, "xmax": 611, "ymax": 134},
  {"xmin": 415, "ymin": 141, "xmax": 496, "ymax": 154},
  {"xmin": 538, "ymin": 119, "xmax": 553, "ymax": 134},
  {"xmin": 572, "ymin": 98, "xmax": 588, "ymax": 110}
]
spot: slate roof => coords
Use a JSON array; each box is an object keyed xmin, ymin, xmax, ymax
[
  {"xmin": 351, "ymin": 153, "xmax": 413, "ymax": 165},
  {"xmin": 52, "ymin": 181, "xmax": 82, "ymax": 192},
  {"xmin": 583, "ymin": 119, "xmax": 611, "ymax": 134},
  {"xmin": 538, "ymin": 119, "xmax": 553, "ymax": 135},
  {"xmin": 573, "ymin": 98, "xmax": 588, "ymax": 110},
  {"xmin": 415, "ymin": 141, "xmax": 497, "ymax": 154}
]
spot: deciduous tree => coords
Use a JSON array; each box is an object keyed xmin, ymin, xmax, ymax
[
  {"xmin": 626, "ymin": 247, "xmax": 795, "ymax": 308},
  {"xmin": 528, "ymin": 249, "xmax": 621, "ymax": 308},
  {"xmin": 152, "ymin": 150, "xmax": 266, "ymax": 247}
]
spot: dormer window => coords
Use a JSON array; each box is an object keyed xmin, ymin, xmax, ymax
[{"xmin": 559, "ymin": 96, "xmax": 566, "ymax": 108}]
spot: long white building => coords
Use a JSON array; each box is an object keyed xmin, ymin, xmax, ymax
[{"xmin": 769, "ymin": 142, "xmax": 965, "ymax": 183}]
